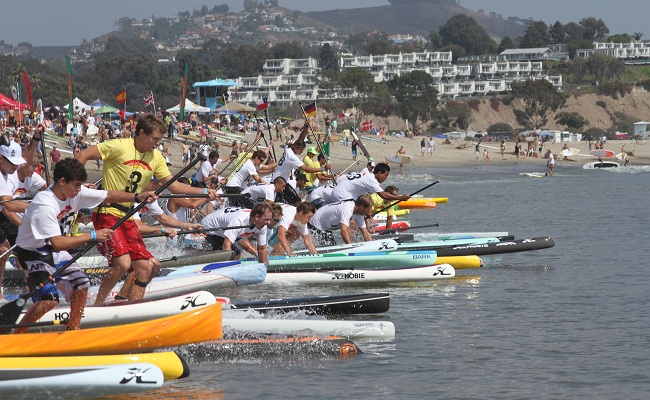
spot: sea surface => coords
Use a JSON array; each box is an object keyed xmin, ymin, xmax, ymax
[{"xmin": 103, "ymin": 162, "xmax": 649, "ymax": 399}]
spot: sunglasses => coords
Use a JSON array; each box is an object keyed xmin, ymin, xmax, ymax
[{"xmin": 273, "ymin": 218, "xmax": 281, "ymax": 223}]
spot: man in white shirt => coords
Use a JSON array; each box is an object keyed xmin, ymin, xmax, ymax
[
  {"xmin": 330, "ymin": 163, "xmax": 409, "ymax": 203},
  {"xmin": 308, "ymin": 195, "xmax": 373, "ymax": 246},
  {"xmin": 241, "ymin": 177, "xmax": 286, "ymax": 208},
  {"xmin": 201, "ymin": 202, "xmax": 272, "ymax": 264},
  {"xmin": 225, "ymin": 150, "xmax": 269, "ymax": 206},
  {"xmin": 308, "ymin": 184, "xmax": 335, "ymax": 209},
  {"xmin": 14, "ymin": 158, "xmax": 157, "ymax": 332},
  {"xmin": 193, "ymin": 151, "xmax": 222, "ymax": 187},
  {"xmin": 271, "ymin": 140, "xmax": 330, "ymax": 183},
  {"xmin": 428, "ymin": 138, "xmax": 435, "ymax": 157},
  {"xmin": 270, "ymin": 202, "xmax": 318, "ymax": 256}
]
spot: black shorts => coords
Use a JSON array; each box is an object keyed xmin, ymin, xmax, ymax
[
  {"xmin": 225, "ymin": 186, "xmax": 249, "ymax": 208},
  {"xmin": 205, "ymin": 235, "xmax": 242, "ymax": 257}
]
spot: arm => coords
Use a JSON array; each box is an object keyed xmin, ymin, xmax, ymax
[
  {"xmin": 276, "ymin": 226, "xmax": 294, "ymax": 256},
  {"xmin": 250, "ymin": 174, "xmax": 265, "ymax": 184},
  {"xmin": 257, "ymin": 244, "xmax": 269, "ymax": 264},
  {"xmin": 340, "ymin": 223, "xmax": 352, "ymax": 244},
  {"xmin": 1, "ymin": 197, "xmax": 29, "ymax": 213},
  {"xmin": 164, "ymin": 177, "xmax": 219, "ymax": 200},
  {"xmin": 75, "ymin": 145, "xmax": 101, "ymax": 164},
  {"xmin": 385, "ymin": 215, "xmax": 393, "ymax": 230},
  {"xmin": 153, "ymin": 213, "xmax": 201, "ymax": 231},
  {"xmin": 359, "ymin": 227, "xmax": 372, "ymax": 242},
  {"xmin": 104, "ymin": 190, "xmax": 158, "ymax": 204},
  {"xmin": 135, "ymin": 219, "xmax": 176, "ymax": 238},
  {"xmin": 377, "ymin": 191, "xmax": 410, "ymax": 202},
  {"xmin": 299, "ymin": 163, "xmax": 329, "ymax": 174},
  {"xmin": 49, "ymin": 227, "xmax": 113, "ymax": 252},
  {"xmin": 302, "ymin": 233, "xmax": 318, "ymax": 255}
]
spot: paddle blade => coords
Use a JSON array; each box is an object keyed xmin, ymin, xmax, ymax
[{"xmin": 0, "ymin": 295, "xmax": 30, "ymax": 332}]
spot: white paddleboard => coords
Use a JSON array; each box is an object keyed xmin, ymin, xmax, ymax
[
  {"xmin": 222, "ymin": 317, "xmax": 396, "ymax": 339},
  {"xmin": 385, "ymin": 154, "xmax": 412, "ymax": 164},
  {"xmin": 262, "ymin": 264, "xmax": 455, "ymax": 285}
]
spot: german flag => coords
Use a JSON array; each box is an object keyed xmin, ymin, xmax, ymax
[
  {"xmin": 303, "ymin": 102, "xmax": 317, "ymax": 118},
  {"xmin": 115, "ymin": 89, "xmax": 127, "ymax": 104}
]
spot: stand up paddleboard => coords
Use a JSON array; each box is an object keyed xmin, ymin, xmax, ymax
[
  {"xmin": 589, "ymin": 149, "xmax": 616, "ymax": 158},
  {"xmin": 385, "ymin": 154, "xmax": 413, "ymax": 164}
]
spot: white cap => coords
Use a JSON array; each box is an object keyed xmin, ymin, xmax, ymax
[{"xmin": 0, "ymin": 141, "xmax": 27, "ymax": 165}]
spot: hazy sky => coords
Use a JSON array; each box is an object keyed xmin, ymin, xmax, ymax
[{"xmin": 0, "ymin": 0, "xmax": 648, "ymax": 46}]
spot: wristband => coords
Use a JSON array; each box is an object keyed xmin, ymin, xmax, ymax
[
  {"xmin": 202, "ymin": 188, "xmax": 208, "ymax": 194},
  {"xmin": 161, "ymin": 226, "xmax": 166, "ymax": 234},
  {"xmin": 134, "ymin": 193, "xmax": 139, "ymax": 203},
  {"xmin": 91, "ymin": 230, "xmax": 96, "ymax": 241}
]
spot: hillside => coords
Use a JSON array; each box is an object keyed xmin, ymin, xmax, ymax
[{"xmin": 305, "ymin": 1, "xmax": 525, "ymax": 40}]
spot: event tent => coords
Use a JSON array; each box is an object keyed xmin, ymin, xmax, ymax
[
  {"xmin": 0, "ymin": 93, "xmax": 29, "ymax": 110},
  {"xmin": 215, "ymin": 101, "xmax": 255, "ymax": 114},
  {"xmin": 166, "ymin": 99, "xmax": 210, "ymax": 113},
  {"xmin": 95, "ymin": 104, "xmax": 119, "ymax": 114},
  {"xmin": 63, "ymin": 97, "xmax": 92, "ymax": 112}
]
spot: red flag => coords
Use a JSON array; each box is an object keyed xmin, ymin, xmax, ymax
[
  {"xmin": 115, "ymin": 89, "xmax": 127, "ymax": 104},
  {"xmin": 21, "ymin": 71, "xmax": 34, "ymax": 112},
  {"xmin": 179, "ymin": 62, "xmax": 189, "ymax": 122},
  {"xmin": 256, "ymin": 97, "xmax": 268, "ymax": 111},
  {"xmin": 362, "ymin": 120, "xmax": 373, "ymax": 131},
  {"xmin": 118, "ymin": 109, "xmax": 125, "ymax": 121}
]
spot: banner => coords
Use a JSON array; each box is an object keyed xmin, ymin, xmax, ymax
[
  {"xmin": 256, "ymin": 97, "xmax": 268, "ymax": 111},
  {"xmin": 179, "ymin": 62, "xmax": 189, "ymax": 122},
  {"xmin": 10, "ymin": 83, "xmax": 18, "ymax": 101},
  {"xmin": 21, "ymin": 71, "xmax": 34, "ymax": 112},
  {"xmin": 66, "ymin": 56, "xmax": 73, "ymax": 120}
]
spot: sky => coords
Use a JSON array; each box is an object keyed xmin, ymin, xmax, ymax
[{"xmin": 0, "ymin": 0, "xmax": 648, "ymax": 46}]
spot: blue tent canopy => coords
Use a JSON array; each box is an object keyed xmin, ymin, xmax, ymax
[{"xmin": 193, "ymin": 79, "xmax": 239, "ymax": 88}]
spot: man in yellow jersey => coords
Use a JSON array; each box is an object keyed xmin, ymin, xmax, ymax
[
  {"xmin": 367, "ymin": 185, "xmax": 399, "ymax": 232},
  {"xmin": 76, "ymin": 114, "xmax": 218, "ymax": 303},
  {"xmin": 303, "ymin": 147, "xmax": 332, "ymax": 189}
]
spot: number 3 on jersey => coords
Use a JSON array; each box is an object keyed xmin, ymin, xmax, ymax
[{"xmin": 125, "ymin": 171, "xmax": 143, "ymax": 193}]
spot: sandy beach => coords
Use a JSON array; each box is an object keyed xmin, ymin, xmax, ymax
[{"xmin": 73, "ymin": 127, "xmax": 650, "ymax": 184}]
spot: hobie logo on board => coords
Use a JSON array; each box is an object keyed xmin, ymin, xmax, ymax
[
  {"xmin": 181, "ymin": 294, "xmax": 208, "ymax": 310},
  {"xmin": 119, "ymin": 367, "xmax": 159, "ymax": 385}
]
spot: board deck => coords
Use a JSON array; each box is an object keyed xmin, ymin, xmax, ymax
[
  {"xmin": 385, "ymin": 154, "xmax": 413, "ymax": 164},
  {"xmin": 589, "ymin": 149, "xmax": 616, "ymax": 158}
]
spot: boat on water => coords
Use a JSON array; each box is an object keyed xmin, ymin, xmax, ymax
[{"xmin": 0, "ymin": 303, "xmax": 222, "ymax": 357}]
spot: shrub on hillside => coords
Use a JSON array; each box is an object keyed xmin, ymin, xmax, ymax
[
  {"xmin": 490, "ymin": 97, "xmax": 500, "ymax": 112},
  {"xmin": 467, "ymin": 99, "xmax": 481, "ymax": 112},
  {"xmin": 596, "ymin": 100, "xmax": 607, "ymax": 108}
]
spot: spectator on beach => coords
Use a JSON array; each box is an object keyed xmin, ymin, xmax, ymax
[
  {"xmin": 515, "ymin": 141, "xmax": 521, "ymax": 159},
  {"xmin": 351, "ymin": 139, "xmax": 358, "ymax": 161},
  {"xmin": 420, "ymin": 138, "xmax": 426, "ymax": 157},
  {"xmin": 428, "ymin": 137, "xmax": 435, "ymax": 158}
]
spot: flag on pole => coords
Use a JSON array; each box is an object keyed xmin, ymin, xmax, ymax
[
  {"xmin": 143, "ymin": 92, "xmax": 154, "ymax": 108},
  {"xmin": 10, "ymin": 83, "xmax": 19, "ymax": 100},
  {"xmin": 256, "ymin": 97, "xmax": 269, "ymax": 111},
  {"xmin": 65, "ymin": 56, "xmax": 74, "ymax": 120},
  {"xmin": 21, "ymin": 71, "xmax": 34, "ymax": 112},
  {"xmin": 303, "ymin": 102, "xmax": 317, "ymax": 118},
  {"xmin": 115, "ymin": 89, "xmax": 127, "ymax": 104},
  {"xmin": 179, "ymin": 62, "xmax": 189, "ymax": 122},
  {"xmin": 362, "ymin": 120, "xmax": 374, "ymax": 131}
]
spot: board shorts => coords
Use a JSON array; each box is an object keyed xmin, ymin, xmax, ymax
[
  {"xmin": 205, "ymin": 235, "xmax": 241, "ymax": 258},
  {"xmin": 93, "ymin": 212, "xmax": 153, "ymax": 267},
  {"xmin": 307, "ymin": 223, "xmax": 336, "ymax": 247},
  {"xmin": 17, "ymin": 247, "xmax": 90, "ymax": 303}
]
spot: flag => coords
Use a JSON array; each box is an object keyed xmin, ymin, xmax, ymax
[
  {"xmin": 115, "ymin": 89, "xmax": 127, "ymax": 104},
  {"xmin": 303, "ymin": 102, "xmax": 317, "ymax": 118},
  {"xmin": 143, "ymin": 92, "xmax": 154, "ymax": 107},
  {"xmin": 66, "ymin": 56, "xmax": 74, "ymax": 120},
  {"xmin": 21, "ymin": 71, "xmax": 34, "ymax": 112},
  {"xmin": 256, "ymin": 97, "xmax": 268, "ymax": 111},
  {"xmin": 362, "ymin": 120, "xmax": 373, "ymax": 131},
  {"xmin": 339, "ymin": 113, "xmax": 353, "ymax": 118},
  {"xmin": 179, "ymin": 62, "xmax": 189, "ymax": 122},
  {"xmin": 118, "ymin": 109, "xmax": 125, "ymax": 121},
  {"xmin": 10, "ymin": 83, "xmax": 18, "ymax": 100}
]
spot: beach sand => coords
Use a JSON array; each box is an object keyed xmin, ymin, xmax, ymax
[{"xmin": 78, "ymin": 130, "xmax": 650, "ymax": 183}]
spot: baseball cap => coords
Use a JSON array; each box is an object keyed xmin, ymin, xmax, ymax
[
  {"xmin": 0, "ymin": 141, "xmax": 27, "ymax": 165},
  {"xmin": 369, "ymin": 161, "xmax": 376, "ymax": 168},
  {"xmin": 307, "ymin": 146, "xmax": 317, "ymax": 154}
]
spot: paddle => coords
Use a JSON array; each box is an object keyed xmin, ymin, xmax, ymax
[
  {"xmin": 0, "ymin": 244, "xmax": 17, "ymax": 259},
  {"xmin": 142, "ymin": 224, "xmax": 255, "ymax": 239},
  {"xmin": 0, "ymin": 196, "xmax": 35, "ymax": 204},
  {"xmin": 158, "ymin": 193, "xmax": 251, "ymax": 199},
  {"xmin": 377, "ymin": 223, "xmax": 440, "ymax": 235},
  {"xmin": 0, "ymin": 153, "xmax": 207, "ymax": 327},
  {"xmin": 0, "ymin": 319, "xmax": 68, "ymax": 332},
  {"xmin": 263, "ymin": 109, "xmax": 278, "ymax": 161},
  {"xmin": 371, "ymin": 181, "xmax": 440, "ymax": 217},
  {"xmin": 39, "ymin": 129, "xmax": 51, "ymax": 186}
]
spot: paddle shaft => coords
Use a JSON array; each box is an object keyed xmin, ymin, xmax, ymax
[
  {"xmin": 40, "ymin": 133, "xmax": 51, "ymax": 187},
  {"xmin": 0, "ymin": 154, "xmax": 205, "ymax": 324},
  {"xmin": 377, "ymin": 223, "xmax": 440, "ymax": 235},
  {"xmin": 371, "ymin": 181, "xmax": 440, "ymax": 216},
  {"xmin": 298, "ymin": 103, "xmax": 330, "ymax": 165},
  {"xmin": 263, "ymin": 109, "xmax": 278, "ymax": 161},
  {"xmin": 0, "ymin": 319, "xmax": 68, "ymax": 331},
  {"xmin": 158, "ymin": 193, "xmax": 250, "ymax": 199},
  {"xmin": 217, "ymin": 132, "xmax": 264, "ymax": 183},
  {"xmin": 142, "ymin": 224, "xmax": 255, "ymax": 238}
]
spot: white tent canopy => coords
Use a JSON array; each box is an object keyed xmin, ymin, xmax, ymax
[
  {"xmin": 166, "ymin": 99, "xmax": 210, "ymax": 113},
  {"xmin": 63, "ymin": 97, "xmax": 92, "ymax": 112}
]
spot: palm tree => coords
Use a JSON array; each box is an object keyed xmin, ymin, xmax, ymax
[{"xmin": 633, "ymin": 32, "xmax": 644, "ymax": 41}]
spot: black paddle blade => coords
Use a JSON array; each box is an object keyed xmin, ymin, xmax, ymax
[{"xmin": 0, "ymin": 294, "xmax": 31, "ymax": 333}]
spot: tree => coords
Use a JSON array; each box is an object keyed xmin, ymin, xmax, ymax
[
  {"xmin": 487, "ymin": 123, "xmax": 514, "ymax": 136},
  {"xmin": 510, "ymin": 79, "xmax": 566, "ymax": 130},
  {"xmin": 555, "ymin": 111, "xmax": 588, "ymax": 131},
  {"xmin": 549, "ymin": 21, "xmax": 566, "ymax": 44},
  {"xmin": 243, "ymin": 0, "xmax": 259, "ymax": 12},
  {"xmin": 433, "ymin": 102, "xmax": 471, "ymax": 131},
  {"xmin": 498, "ymin": 36, "xmax": 515, "ymax": 53},
  {"xmin": 580, "ymin": 17, "xmax": 609, "ymax": 41},
  {"xmin": 519, "ymin": 20, "xmax": 551, "ymax": 48},
  {"xmin": 585, "ymin": 54, "xmax": 626, "ymax": 84},
  {"xmin": 331, "ymin": 69, "xmax": 391, "ymax": 130},
  {"xmin": 633, "ymin": 32, "xmax": 644, "ymax": 41},
  {"xmin": 319, "ymin": 44, "xmax": 339, "ymax": 72},
  {"xmin": 608, "ymin": 34, "xmax": 632, "ymax": 43},
  {"xmin": 438, "ymin": 14, "xmax": 497, "ymax": 55},
  {"xmin": 387, "ymin": 70, "xmax": 439, "ymax": 130},
  {"xmin": 428, "ymin": 31, "xmax": 443, "ymax": 50}
]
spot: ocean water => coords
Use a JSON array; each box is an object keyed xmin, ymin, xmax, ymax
[{"xmin": 103, "ymin": 163, "xmax": 650, "ymax": 399}]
